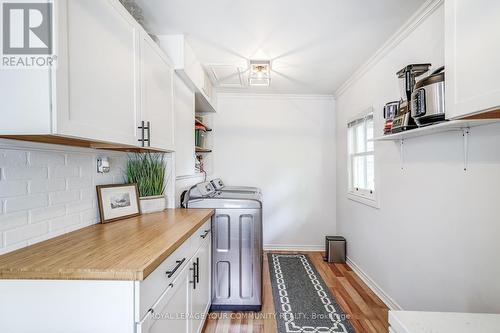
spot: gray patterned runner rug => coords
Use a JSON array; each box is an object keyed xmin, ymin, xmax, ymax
[{"xmin": 268, "ymin": 253, "xmax": 355, "ymax": 333}]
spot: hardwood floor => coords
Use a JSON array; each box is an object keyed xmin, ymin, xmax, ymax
[{"xmin": 203, "ymin": 252, "xmax": 389, "ymax": 333}]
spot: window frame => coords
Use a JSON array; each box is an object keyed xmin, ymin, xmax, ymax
[{"xmin": 347, "ymin": 108, "xmax": 379, "ymax": 208}]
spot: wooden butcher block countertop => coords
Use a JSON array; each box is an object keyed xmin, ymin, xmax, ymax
[{"xmin": 0, "ymin": 209, "xmax": 214, "ymax": 281}]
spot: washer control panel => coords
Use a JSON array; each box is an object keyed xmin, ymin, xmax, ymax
[
  {"xmin": 211, "ymin": 178, "xmax": 225, "ymax": 190},
  {"xmin": 196, "ymin": 182, "xmax": 216, "ymax": 197}
]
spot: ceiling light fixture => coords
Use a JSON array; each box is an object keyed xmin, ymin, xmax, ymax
[{"xmin": 249, "ymin": 60, "xmax": 271, "ymax": 87}]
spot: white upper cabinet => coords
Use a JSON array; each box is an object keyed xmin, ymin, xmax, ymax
[
  {"xmin": 57, "ymin": 0, "xmax": 139, "ymax": 145},
  {"xmin": 0, "ymin": 0, "xmax": 175, "ymax": 151},
  {"xmin": 140, "ymin": 33, "xmax": 175, "ymax": 151},
  {"xmin": 174, "ymin": 76, "xmax": 196, "ymax": 177},
  {"xmin": 445, "ymin": 0, "xmax": 500, "ymax": 119},
  {"xmin": 158, "ymin": 35, "xmax": 217, "ymax": 113}
]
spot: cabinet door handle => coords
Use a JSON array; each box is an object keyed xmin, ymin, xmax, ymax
[
  {"xmin": 138, "ymin": 121, "xmax": 145, "ymax": 147},
  {"xmin": 200, "ymin": 229, "xmax": 211, "ymax": 239},
  {"xmin": 138, "ymin": 121, "xmax": 151, "ymax": 147},
  {"xmin": 190, "ymin": 261, "xmax": 197, "ymax": 289},
  {"xmin": 166, "ymin": 258, "xmax": 186, "ymax": 278},
  {"xmin": 196, "ymin": 257, "xmax": 200, "ymax": 283},
  {"xmin": 146, "ymin": 121, "xmax": 151, "ymax": 147}
]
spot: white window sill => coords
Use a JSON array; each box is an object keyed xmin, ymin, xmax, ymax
[{"xmin": 347, "ymin": 192, "xmax": 380, "ymax": 209}]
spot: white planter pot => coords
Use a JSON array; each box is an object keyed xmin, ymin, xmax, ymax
[{"xmin": 139, "ymin": 195, "xmax": 166, "ymax": 214}]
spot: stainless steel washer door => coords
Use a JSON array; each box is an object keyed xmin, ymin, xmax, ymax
[{"xmin": 212, "ymin": 208, "xmax": 262, "ymax": 310}]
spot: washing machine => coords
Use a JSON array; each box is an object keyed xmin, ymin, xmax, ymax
[
  {"xmin": 183, "ymin": 181, "xmax": 263, "ymax": 311},
  {"xmin": 210, "ymin": 178, "xmax": 261, "ymax": 195}
]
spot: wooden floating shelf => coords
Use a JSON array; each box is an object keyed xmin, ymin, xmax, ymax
[
  {"xmin": 0, "ymin": 135, "xmax": 172, "ymax": 153},
  {"xmin": 195, "ymin": 146, "xmax": 212, "ymax": 153},
  {"xmin": 374, "ymin": 119, "xmax": 500, "ymax": 141},
  {"xmin": 195, "ymin": 119, "xmax": 212, "ymax": 132}
]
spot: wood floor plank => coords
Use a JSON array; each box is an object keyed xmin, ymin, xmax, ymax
[
  {"xmin": 346, "ymin": 271, "xmax": 388, "ymax": 309},
  {"xmin": 203, "ymin": 251, "xmax": 389, "ymax": 333}
]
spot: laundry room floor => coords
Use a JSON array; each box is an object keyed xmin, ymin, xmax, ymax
[{"xmin": 202, "ymin": 252, "xmax": 389, "ymax": 333}]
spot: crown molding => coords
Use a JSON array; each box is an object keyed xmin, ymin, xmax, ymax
[
  {"xmin": 334, "ymin": 0, "xmax": 444, "ymax": 98},
  {"xmin": 218, "ymin": 92, "xmax": 335, "ymax": 101}
]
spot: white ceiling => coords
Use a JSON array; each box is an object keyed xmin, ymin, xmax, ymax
[{"xmin": 136, "ymin": 0, "xmax": 427, "ymax": 95}]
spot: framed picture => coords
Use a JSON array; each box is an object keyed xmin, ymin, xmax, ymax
[{"xmin": 96, "ymin": 184, "xmax": 141, "ymax": 223}]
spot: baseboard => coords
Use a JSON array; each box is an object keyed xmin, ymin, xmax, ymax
[
  {"xmin": 346, "ymin": 256, "xmax": 402, "ymax": 311},
  {"xmin": 264, "ymin": 244, "xmax": 324, "ymax": 252}
]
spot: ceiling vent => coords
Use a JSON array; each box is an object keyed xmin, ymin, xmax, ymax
[{"xmin": 207, "ymin": 64, "xmax": 246, "ymax": 88}]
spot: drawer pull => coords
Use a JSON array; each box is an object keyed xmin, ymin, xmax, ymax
[
  {"xmin": 195, "ymin": 257, "xmax": 200, "ymax": 283},
  {"xmin": 200, "ymin": 229, "xmax": 211, "ymax": 239},
  {"xmin": 166, "ymin": 258, "xmax": 186, "ymax": 278},
  {"xmin": 190, "ymin": 261, "xmax": 197, "ymax": 289}
]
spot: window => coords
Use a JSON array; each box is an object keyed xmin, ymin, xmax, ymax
[{"xmin": 347, "ymin": 112, "xmax": 376, "ymax": 203}]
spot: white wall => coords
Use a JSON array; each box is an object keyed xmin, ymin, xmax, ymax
[
  {"xmin": 336, "ymin": 4, "xmax": 500, "ymax": 313},
  {"xmin": 214, "ymin": 94, "xmax": 336, "ymax": 250}
]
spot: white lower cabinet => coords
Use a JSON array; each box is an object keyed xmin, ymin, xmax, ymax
[
  {"xmin": 138, "ymin": 265, "xmax": 190, "ymax": 333},
  {"xmin": 138, "ymin": 224, "xmax": 211, "ymax": 333},
  {"xmin": 190, "ymin": 235, "xmax": 212, "ymax": 333},
  {"xmin": 0, "ymin": 220, "xmax": 212, "ymax": 333},
  {"xmin": 137, "ymin": 224, "xmax": 212, "ymax": 333}
]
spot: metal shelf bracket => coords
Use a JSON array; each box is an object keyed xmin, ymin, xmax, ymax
[
  {"xmin": 400, "ymin": 139, "xmax": 405, "ymax": 171},
  {"xmin": 463, "ymin": 128, "xmax": 470, "ymax": 172}
]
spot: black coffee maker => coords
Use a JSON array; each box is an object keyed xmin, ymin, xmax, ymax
[{"xmin": 391, "ymin": 64, "xmax": 431, "ymax": 133}]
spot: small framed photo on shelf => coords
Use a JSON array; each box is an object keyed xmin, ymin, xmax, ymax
[{"xmin": 96, "ymin": 184, "xmax": 141, "ymax": 223}]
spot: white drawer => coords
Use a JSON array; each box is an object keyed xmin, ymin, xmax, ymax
[
  {"xmin": 190, "ymin": 219, "xmax": 212, "ymax": 253},
  {"xmin": 137, "ymin": 218, "xmax": 212, "ymax": 319},
  {"xmin": 139, "ymin": 238, "xmax": 190, "ymax": 319}
]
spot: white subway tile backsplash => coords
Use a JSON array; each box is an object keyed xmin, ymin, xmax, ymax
[
  {"xmin": 94, "ymin": 174, "xmax": 115, "ymax": 186},
  {"xmin": 31, "ymin": 206, "xmax": 66, "ymax": 223},
  {"xmin": 30, "ymin": 178, "xmax": 66, "ymax": 194},
  {"xmin": 4, "ymin": 194, "xmax": 49, "ymax": 213},
  {"xmin": 49, "ymin": 190, "xmax": 80, "ymax": 205},
  {"xmin": 0, "ymin": 212, "xmax": 29, "ymax": 231},
  {"xmin": 49, "ymin": 215, "xmax": 81, "ymax": 232},
  {"xmin": 49, "ymin": 165, "xmax": 79, "ymax": 179},
  {"xmin": 67, "ymin": 177, "xmax": 92, "ymax": 190},
  {"xmin": 67, "ymin": 200, "xmax": 94, "ymax": 215},
  {"xmin": 0, "ymin": 150, "xmax": 28, "ymax": 166},
  {"xmin": 66, "ymin": 154, "xmax": 93, "ymax": 167},
  {"xmin": 0, "ymin": 241, "xmax": 27, "ymax": 255},
  {"xmin": 5, "ymin": 222, "xmax": 49, "ymax": 246},
  {"xmin": 80, "ymin": 188, "xmax": 94, "ymax": 201},
  {"xmin": 4, "ymin": 167, "xmax": 48, "ymax": 180},
  {"xmin": 81, "ymin": 209, "xmax": 99, "ymax": 222},
  {"xmin": 0, "ymin": 143, "xmax": 130, "ymax": 254},
  {"xmin": 29, "ymin": 151, "xmax": 66, "ymax": 166},
  {"xmin": 0, "ymin": 180, "xmax": 28, "ymax": 198}
]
